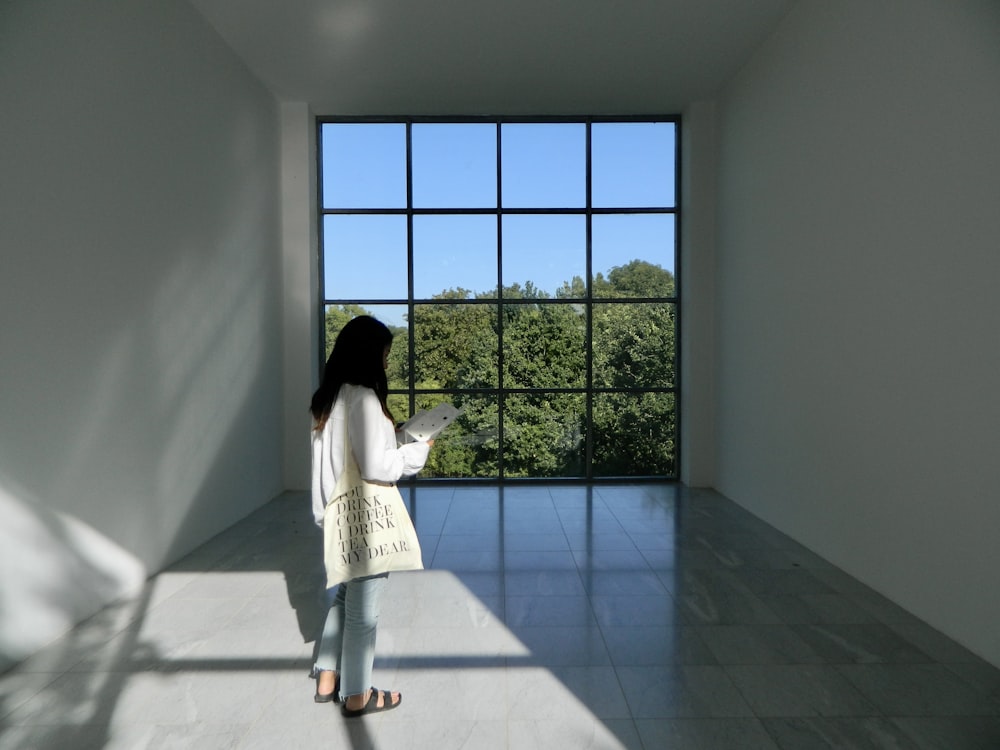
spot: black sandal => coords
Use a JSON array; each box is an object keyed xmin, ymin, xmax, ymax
[
  {"xmin": 314, "ymin": 673, "xmax": 340, "ymax": 704},
  {"xmin": 342, "ymin": 687, "xmax": 401, "ymax": 717}
]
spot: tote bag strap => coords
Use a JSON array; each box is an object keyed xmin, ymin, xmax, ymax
[
  {"xmin": 328, "ymin": 390, "xmax": 363, "ymax": 503},
  {"xmin": 336, "ymin": 390, "xmax": 399, "ymax": 494}
]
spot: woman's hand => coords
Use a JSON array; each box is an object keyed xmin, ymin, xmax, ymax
[{"xmin": 427, "ymin": 439, "xmax": 435, "ymax": 447}]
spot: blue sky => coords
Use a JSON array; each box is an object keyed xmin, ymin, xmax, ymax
[{"xmin": 321, "ymin": 121, "xmax": 676, "ymax": 324}]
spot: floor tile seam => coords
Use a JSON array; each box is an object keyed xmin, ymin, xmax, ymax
[
  {"xmin": 7, "ymin": 633, "xmax": 137, "ymax": 682},
  {"xmin": 578, "ymin": 585, "xmax": 673, "ymax": 604},
  {"xmin": 752, "ymin": 715, "xmax": 796, "ymax": 750},
  {"xmin": 609, "ymin": 669, "xmax": 761, "ymax": 722},
  {"xmin": 605, "ymin": 662, "xmax": 645, "ymax": 724},
  {"xmin": 939, "ymin": 661, "xmax": 1000, "ymax": 701},
  {"xmin": 35, "ymin": 602, "xmax": 167, "ymax": 679},
  {"xmin": 840, "ymin": 591, "xmax": 929, "ymax": 629},
  {"xmin": 218, "ymin": 718, "xmax": 261, "ymax": 750},
  {"xmin": 583, "ymin": 619, "xmax": 636, "ymax": 710},
  {"xmin": 417, "ymin": 532, "xmax": 441, "ymax": 566},
  {"xmin": 877, "ymin": 709, "xmax": 1000, "ymax": 718},
  {"xmin": 74, "ymin": 650, "xmax": 311, "ymax": 668},
  {"xmin": 144, "ymin": 595, "xmax": 277, "ymax": 617},
  {"xmin": 7, "ymin": 719, "xmax": 263, "ymax": 731},
  {"xmin": 503, "ymin": 593, "xmax": 591, "ymax": 604},
  {"xmin": 572, "ymin": 556, "xmax": 660, "ymax": 579},
  {"xmin": 131, "ymin": 580, "xmax": 198, "ymax": 616},
  {"xmin": 832, "ymin": 663, "xmax": 1000, "ymax": 716},
  {"xmin": 0, "ymin": 671, "xmax": 63, "ymax": 724},
  {"xmin": 784, "ymin": 630, "xmax": 940, "ymax": 666},
  {"xmin": 688, "ymin": 622, "xmax": 820, "ymax": 664},
  {"xmin": 701, "ymin": 621, "xmax": 936, "ymax": 651},
  {"xmin": 555, "ymin": 508, "xmax": 622, "ymax": 545},
  {"xmin": 426, "ymin": 493, "xmax": 458, "ymax": 547},
  {"xmin": 876, "ymin": 625, "xmax": 988, "ymax": 666},
  {"xmin": 719, "ymin": 663, "xmax": 895, "ymax": 721},
  {"xmin": 832, "ymin": 660, "xmax": 1000, "ymax": 682},
  {"xmin": 850, "ymin": 705, "xmax": 1000, "ymax": 719},
  {"xmin": 755, "ymin": 714, "xmax": 902, "ymax": 720},
  {"xmin": 418, "ymin": 490, "xmax": 468, "ymax": 570},
  {"xmin": 549, "ymin": 511, "xmax": 586, "ymax": 560}
]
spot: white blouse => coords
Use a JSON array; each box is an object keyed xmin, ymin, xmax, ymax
[{"xmin": 311, "ymin": 383, "xmax": 430, "ymax": 526}]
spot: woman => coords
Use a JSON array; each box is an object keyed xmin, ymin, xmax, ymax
[{"xmin": 309, "ymin": 315, "xmax": 432, "ymax": 717}]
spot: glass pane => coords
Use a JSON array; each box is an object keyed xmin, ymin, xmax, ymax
[
  {"xmin": 323, "ymin": 304, "xmax": 409, "ymax": 389},
  {"xmin": 593, "ymin": 392, "xmax": 676, "ymax": 477},
  {"xmin": 592, "ymin": 122, "xmax": 676, "ymax": 208},
  {"xmin": 414, "ymin": 215, "xmax": 497, "ymax": 299},
  {"xmin": 593, "ymin": 303, "xmax": 676, "ymax": 388},
  {"xmin": 321, "ymin": 123, "xmax": 406, "ymax": 208},
  {"xmin": 318, "ymin": 118, "xmax": 682, "ymax": 480},
  {"xmin": 412, "ymin": 123, "xmax": 497, "ymax": 208},
  {"xmin": 501, "ymin": 123, "xmax": 585, "ymax": 208},
  {"xmin": 592, "ymin": 214, "xmax": 675, "ymax": 298},
  {"xmin": 503, "ymin": 393, "xmax": 585, "ymax": 478},
  {"xmin": 324, "ymin": 215, "xmax": 407, "ymax": 300},
  {"xmin": 420, "ymin": 393, "xmax": 499, "ymax": 478},
  {"xmin": 502, "ymin": 302, "xmax": 585, "ymax": 389},
  {"xmin": 387, "ymin": 394, "xmax": 409, "ymax": 423},
  {"xmin": 413, "ymin": 303, "xmax": 498, "ymax": 389},
  {"xmin": 502, "ymin": 215, "xmax": 585, "ymax": 298}
]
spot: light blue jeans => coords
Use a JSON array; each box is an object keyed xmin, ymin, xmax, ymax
[{"xmin": 314, "ymin": 573, "xmax": 389, "ymax": 701}]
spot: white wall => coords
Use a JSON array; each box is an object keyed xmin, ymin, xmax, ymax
[
  {"xmin": 679, "ymin": 101, "xmax": 717, "ymax": 487},
  {"xmin": 280, "ymin": 103, "xmax": 320, "ymax": 490},
  {"xmin": 714, "ymin": 0, "xmax": 1000, "ymax": 666},
  {"xmin": 0, "ymin": 0, "xmax": 283, "ymax": 668}
]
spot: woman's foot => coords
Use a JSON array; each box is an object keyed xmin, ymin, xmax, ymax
[
  {"xmin": 314, "ymin": 670, "xmax": 339, "ymax": 703},
  {"xmin": 342, "ymin": 687, "xmax": 401, "ymax": 717}
]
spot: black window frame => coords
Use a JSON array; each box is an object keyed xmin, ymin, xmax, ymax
[{"xmin": 317, "ymin": 115, "xmax": 681, "ymax": 482}]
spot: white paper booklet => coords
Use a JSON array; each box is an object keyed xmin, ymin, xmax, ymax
[{"xmin": 398, "ymin": 403, "xmax": 463, "ymax": 443}]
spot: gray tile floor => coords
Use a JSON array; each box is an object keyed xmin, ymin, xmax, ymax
[{"xmin": 2, "ymin": 484, "xmax": 999, "ymax": 749}]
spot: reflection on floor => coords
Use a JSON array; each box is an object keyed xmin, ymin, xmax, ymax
[{"xmin": 3, "ymin": 485, "xmax": 1000, "ymax": 749}]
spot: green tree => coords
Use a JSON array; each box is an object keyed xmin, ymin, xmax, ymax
[
  {"xmin": 593, "ymin": 302, "xmax": 675, "ymax": 389},
  {"xmin": 409, "ymin": 291, "xmax": 500, "ymax": 477},
  {"xmin": 591, "ymin": 261, "xmax": 676, "ymax": 475},
  {"xmin": 556, "ymin": 275, "xmax": 587, "ymax": 298},
  {"xmin": 503, "ymin": 393, "xmax": 585, "ymax": 477},
  {"xmin": 594, "ymin": 259, "xmax": 675, "ymax": 298},
  {"xmin": 323, "ymin": 258, "xmax": 678, "ymax": 478},
  {"xmin": 413, "ymin": 293, "xmax": 497, "ymax": 390},
  {"xmin": 503, "ymin": 302, "xmax": 585, "ymax": 389},
  {"xmin": 592, "ymin": 392, "xmax": 676, "ymax": 476}
]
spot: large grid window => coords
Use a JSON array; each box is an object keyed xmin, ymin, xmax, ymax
[{"xmin": 319, "ymin": 118, "xmax": 679, "ymax": 480}]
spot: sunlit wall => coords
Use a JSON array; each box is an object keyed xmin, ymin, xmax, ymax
[{"xmin": 0, "ymin": 0, "xmax": 283, "ymax": 668}]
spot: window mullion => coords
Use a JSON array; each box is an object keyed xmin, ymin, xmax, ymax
[{"xmin": 318, "ymin": 116, "xmax": 680, "ymax": 480}]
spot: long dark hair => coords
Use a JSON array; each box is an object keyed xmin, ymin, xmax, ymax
[{"xmin": 310, "ymin": 315, "xmax": 394, "ymax": 431}]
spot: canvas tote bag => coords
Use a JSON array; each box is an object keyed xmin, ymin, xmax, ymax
[{"xmin": 322, "ymin": 416, "xmax": 423, "ymax": 588}]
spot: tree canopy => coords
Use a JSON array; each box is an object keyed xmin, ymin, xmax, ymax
[{"xmin": 324, "ymin": 260, "xmax": 676, "ymax": 477}]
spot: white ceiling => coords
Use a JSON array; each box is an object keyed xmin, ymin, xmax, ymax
[{"xmin": 188, "ymin": 0, "xmax": 795, "ymax": 116}]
